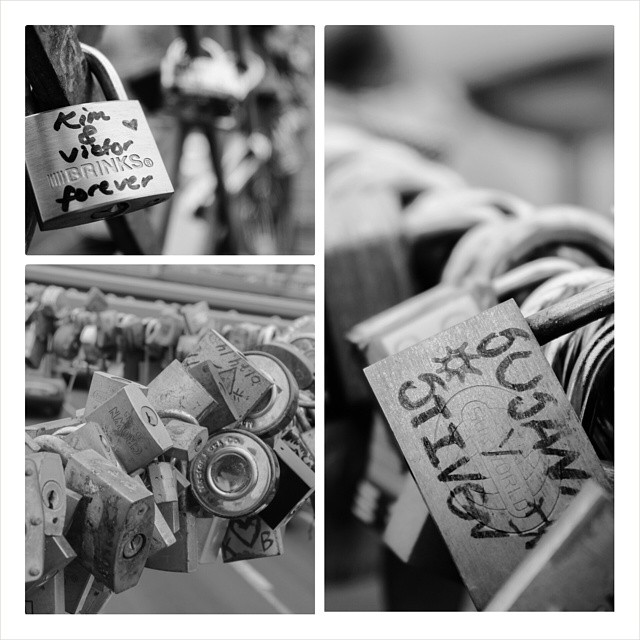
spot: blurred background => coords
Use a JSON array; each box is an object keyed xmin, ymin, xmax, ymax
[
  {"xmin": 325, "ymin": 25, "xmax": 614, "ymax": 611},
  {"xmin": 27, "ymin": 25, "xmax": 315, "ymax": 255},
  {"xmin": 25, "ymin": 265, "xmax": 314, "ymax": 613}
]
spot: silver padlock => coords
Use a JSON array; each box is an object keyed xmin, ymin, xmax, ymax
[{"xmin": 25, "ymin": 43, "xmax": 173, "ymax": 230}]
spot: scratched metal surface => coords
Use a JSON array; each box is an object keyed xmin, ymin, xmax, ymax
[
  {"xmin": 26, "ymin": 385, "xmax": 314, "ymax": 614},
  {"xmin": 364, "ymin": 299, "xmax": 607, "ymax": 610}
]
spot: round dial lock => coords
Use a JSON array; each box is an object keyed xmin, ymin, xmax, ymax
[
  {"xmin": 189, "ymin": 430, "xmax": 279, "ymax": 518},
  {"xmin": 242, "ymin": 352, "xmax": 299, "ymax": 438}
]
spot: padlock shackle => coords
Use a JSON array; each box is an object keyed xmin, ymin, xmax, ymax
[
  {"xmin": 493, "ymin": 257, "xmax": 580, "ymax": 300},
  {"xmin": 80, "ymin": 43, "xmax": 128, "ymax": 101},
  {"xmin": 33, "ymin": 435, "xmax": 76, "ymax": 465},
  {"xmin": 526, "ymin": 278, "xmax": 613, "ymax": 346}
]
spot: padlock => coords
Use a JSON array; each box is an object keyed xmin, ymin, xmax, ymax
[
  {"xmin": 176, "ymin": 334, "xmax": 200, "ymax": 362},
  {"xmin": 146, "ymin": 310, "xmax": 185, "ymax": 350},
  {"xmin": 196, "ymin": 515, "xmax": 230, "ymax": 564},
  {"xmin": 26, "ymin": 415, "xmax": 82, "ymax": 439},
  {"xmin": 161, "ymin": 36, "xmax": 265, "ymax": 117},
  {"xmin": 147, "ymin": 461, "xmax": 180, "ymax": 533},
  {"xmin": 222, "ymin": 322, "xmax": 262, "ymax": 352},
  {"xmin": 254, "ymin": 342, "xmax": 314, "ymax": 390},
  {"xmin": 182, "ymin": 330, "xmax": 273, "ymax": 419},
  {"xmin": 364, "ymin": 281, "xmax": 613, "ymax": 609},
  {"xmin": 187, "ymin": 360, "xmax": 242, "ymax": 432},
  {"xmin": 26, "ymin": 535, "xmax": 76, "ymax": 595},
  {"xmin": 84, "ymin": 370, "xmax": 149, "ymax": 415},
  {"xmin": 259, "ymin": 438, "xmax": 315, "ymax": 530},
  {"xmin": 25, "ymin": 458, "xmax": 45, "ymax": 583},
  {"xmin": 145, "ymin": 509, "xmax": 199, "ymax": 573},
  {"xmin": 96, "ymin": 309, "xmax": 119, "ymax": 354},
  {"xmin": 62, "ymin": 420, "xmax": 121, "ymax": 468},
  {"xmin": 162, "ymin": 419, "xmax": 209, "ymax": 462},
  {"xmin": 146, "ymin": 360, "xmax": 217, "ymax": 425},
  {"xmin": 85, "ymin": 287, "xmax": 109, "ymax": 313},
  {"xmin": 39, "ymin": 286, "xmax": 69, "ymax": 317},
  {"xmin": 131, "ymin": 474, "xmax": 176, "ymax": 557},
  {"xmin": 280, "ymin": 422, "xmax": 315, "ymax": 471},
  {"xmin": 182, "ymin": 301, "xmax": 210, "ymax": 335},
  {"xmin": 25, "ymin": 452, "xmax": 67, "ymax": 537},
  {"xmin": 242, "ymin": 352, "xmax": 299, "ymax": 439},
  {"xmin": 79, "ymin": 323, "xmax": 100, "ymax": 364},
  {"xmin": 486, "ymin": 480, "xmax": 613, "ymax": 611},
  {"xmin": 25, "ymin": 43, "xmax": 173, "ymax": 230},
  {"xmin": 442, "ymin": 208, "xmax": 614, "ymax": 285},
  {"xmin": 84, "ymin": 384, "xmax": 172, "ymax": 473},
  {"xmin": 25, "ymin": 571, "xmax": 65, "ymax": 614},
  {"xmin": 51, "ymin": 322, "xmax": 81, "ymax": 360},
  {"xmin": 189, "ymin": 430, "xmax": 279, "ymax": 518},
  {"xmin": 34, "ymin": 435, "xmax": 155, "ymax": 593},
  {"xmin": 349, "ymin": 257, "xmax": 581, "ymax": 367},
  {"xmin": 221, "ymin": 516, "xmax": 284, "ymax": 563},
  {"xmin": 26, "ymin": 433, "xmax": 41, "ymax": 454},
  {"xmin": 25, "ymin": 310, "xmax": 53, "ymax": 369}
]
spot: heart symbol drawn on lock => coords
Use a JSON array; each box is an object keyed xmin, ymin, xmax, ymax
[
  {"xmin": 230, "ymin": 518, "xmax": 260, "ymax": 548},
  {"xmin": 122, "ymin": 119, "xmax": 138, "ymax": 131}
]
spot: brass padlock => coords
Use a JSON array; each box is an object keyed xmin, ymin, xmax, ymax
[
  {"xmin": 25, "ymin": 43, "xmax": 173, "ymax": 230},
  {"xmin": 364, "ymin": 282, "xmax": 613, "ymax": 609}
]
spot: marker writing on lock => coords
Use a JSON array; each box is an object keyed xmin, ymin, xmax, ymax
[
  {"xmin": 55, "ymin": 175, "xmax": 154, "ymax": 213},
  {"xmin": 396, "ymin": 326, "xmax": 589, "ymax": 548}
]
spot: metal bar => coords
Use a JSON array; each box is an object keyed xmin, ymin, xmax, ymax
[
  {"xmin": 25, "ymin": 266, "xmax": 313, "ymax": 319},
  {"xmin": 527, "ymin": 279, "xmax": 613, "ymax": 346}
]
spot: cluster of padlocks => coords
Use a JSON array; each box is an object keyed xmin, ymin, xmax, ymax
[
  {"xmin": 326, "ymin": 141, "xmax": 614, "ymax": 610},
  {"xmin": 25, "ymin": 290, "xmax": 315, "ymax": 614}
]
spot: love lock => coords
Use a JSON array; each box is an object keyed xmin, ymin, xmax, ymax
[
  {"xmin": 83, "ymin": 384, "xmax": 172, "ymax": 473},
  {"xmin": 187, "ymin": 360, "xmax": 242, "ymax": 432},
  {"xmin": 25, "ymin": 43, "xmax": 173, "ymax": 230},
  {"xmin": 349, "ymin": 257, "xmax": 581, "ymax": 367},
  {"xmin": 241, "ymin": 352, "xmax": 299, "ymax": 439},
  {"xmin": 182, "ymin": 330, "xmax": 273, "ymax": 420},
  {"xmin": 33, "ymin": 435, "xmax": 155, "ymax": 593},
  {"xmin": 189, "ymin": 430, "xmax": 279, "ymax": 519},
  {"xmin": 365, "ymin": 281, "xmax": 613, "ymax": 610},
  {"xmin": 25, "ymin": 451, "xmax": 67, "ymax": 537},
  {"xmin": 84, "ymin": 370, "xmax": 149, "ymax": 415},
  {"xmin": 221, "ymin": 516, "xmax": 284, "ymax": 563},
  {"xmin": 146, "ymin": 360, "xmax": 218, "ymax": 425}
]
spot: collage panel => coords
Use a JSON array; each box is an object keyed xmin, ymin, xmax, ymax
[
  {"xmin": 25, "ymin": 25, "xmax": 314, "ymax": 256},
  {"xmin": 25, "ymin": 264, "xmax": 315, "ymax": 613},
  {"xmin": 325, "ymin": 25, "xmax": 614, "ymax": 612}
]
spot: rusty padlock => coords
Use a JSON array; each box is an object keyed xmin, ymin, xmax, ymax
[
  {"xmin": 34, "ymin": 435, "xmax": 155, "ymax": 593},
  {"xmin": 364, "ymin": 280, "xmax": 613, "ymax": 609},
  {"xmin": 25, "ymin": 43, "xmax": 173, "ymax": 230}
]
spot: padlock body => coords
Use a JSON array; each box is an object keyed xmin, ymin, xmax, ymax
[{"xmin": 26, "ymin": 100, "xmax": 173, "ymax": 230}]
